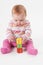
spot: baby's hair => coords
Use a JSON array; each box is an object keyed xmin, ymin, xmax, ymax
[{"xmin": 12, "ymin": 5, "xmax": 26, "ymax": 16}]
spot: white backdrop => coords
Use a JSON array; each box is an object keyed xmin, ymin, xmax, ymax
[{"xmin": 0, "ymin": 0, "xmax": 43, "ymax": 65}]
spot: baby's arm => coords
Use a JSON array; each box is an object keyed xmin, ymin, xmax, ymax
[
  {"xmin": 25, "ymin": 22, "xmax": 32, "ymax": 38},
  {"xmin": 21, "ymin": 22, "xmax": 32, "ymax": 43},
  {"xmin": 6, "ymin": 22, "xmax": 16, "ymax": 42}
]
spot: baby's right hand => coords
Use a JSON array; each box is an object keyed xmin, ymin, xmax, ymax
[
  {"xmin": 8, "ymin": 35, "xmax": 16, "ymax": 42},
  {"xmin": 6, "ymin": 29, "xmax": 16, "ymax": 42}
]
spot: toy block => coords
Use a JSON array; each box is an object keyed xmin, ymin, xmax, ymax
[
  {"xmin": 16, "ymin": 38, "xmax": 23, "ymax": 53},
  {"xmin": 17, "ymin": 44, "xmax": 22, "ymax": 48},
  {"xmin": 17, "ymin": 48, "xmax": 23, "ymax": 53},
  {"xmin": 16, "ymin": 38, "xmax": 22, "ymax": 44}
]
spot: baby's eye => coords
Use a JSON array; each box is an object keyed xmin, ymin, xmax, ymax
[
  {"xmin": 15, "ymin": 20, "xmax": 17, "ymax": 21},
  {"xmin": 20, "ymin": 20, "xmax": 23, "ymax": 21}
]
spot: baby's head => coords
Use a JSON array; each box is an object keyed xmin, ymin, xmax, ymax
[{"xmin": 12, "ymin": 5, "xmax": 27, "ymax": 26}]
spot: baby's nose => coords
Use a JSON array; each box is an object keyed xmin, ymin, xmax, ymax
[{"xmin": 17, "ymin": 21, "xmax": 21, "ymax": 25}]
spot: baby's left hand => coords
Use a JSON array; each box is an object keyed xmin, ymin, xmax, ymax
[{"xmin": 22, "ymin": 37, "xmax": 27, "ymax": 44}]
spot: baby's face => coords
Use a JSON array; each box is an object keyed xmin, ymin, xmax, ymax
[{"xmin": 12, "ymin": 13, "xmax": 26, "ymax": 26}]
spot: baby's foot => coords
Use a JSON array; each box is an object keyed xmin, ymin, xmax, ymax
[
  {"xmin": 27, "ymin": 49, "xmax": 38, "ymax": 55},
  {"xmin": 1, "ymin": 48, "xmax": 11, "ymax": 54}
]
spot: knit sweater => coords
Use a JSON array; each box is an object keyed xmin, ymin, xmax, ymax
[{"xmin": 6, "ymin": 20, "xmax": 32, "ymax": 40}]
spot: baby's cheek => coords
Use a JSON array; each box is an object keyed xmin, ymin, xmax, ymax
[{"xmin": 14, "ymin": 22, "xmax": 17, "ymax": 26}]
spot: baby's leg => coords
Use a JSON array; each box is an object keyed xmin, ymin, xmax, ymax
[
  {"xmin": 26, "ymin": 39, "xmax": 38, "ymax": 55},
  {"xmin": 1, "ymin": 39, "xmax": 12, "ymax": 54},
  {"xmin": 11, "ymin": 41, "xmax": 16, "ymax": 47},
  {"xmin": 7, "ymin": 33, "xmax": 16, "ymax": 47}
]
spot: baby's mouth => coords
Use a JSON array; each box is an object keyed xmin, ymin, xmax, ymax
[{"xmin": 17, "ymin": 24, "xmax": 23, "ymax": 26}]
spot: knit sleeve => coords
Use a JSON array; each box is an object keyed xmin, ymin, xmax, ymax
[
  {"xmin": 21, "ymin": 21, "xmax": 32, "ymax": 40},
  {"xmin": 25, "ymin": 22, "xmax": 32, "ymax": 37},
  {"xmin": 6, "ymin": 21, "xmax": 14, "ymax": 38}
]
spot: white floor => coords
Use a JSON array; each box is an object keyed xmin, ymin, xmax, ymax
[{"xmin": 0, "ymin": 48, "xmax": 43, "ymax": 65}]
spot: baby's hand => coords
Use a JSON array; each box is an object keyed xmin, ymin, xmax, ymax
[
  {"xmin": 10, "ymin": 35, "xmax": 15, "ymax": 41},
  {"xmin": 8, "ymin": 34, "xmax": 16, "ymax": 42},
  {"xmin": 6, "ymin": 29, "xmax": 16, "ymax": 42},
  {"xmin": 19, "ymin": 31, "xmax": 25, "ymax": 35},
  {"xmin": 22, "ymin": 37, "xmax": 27, "ymax": 44}
]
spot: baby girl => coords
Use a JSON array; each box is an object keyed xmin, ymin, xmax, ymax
[{"xmin": 1, "ymin": 5, "xmax": 38, "ymax": 55}]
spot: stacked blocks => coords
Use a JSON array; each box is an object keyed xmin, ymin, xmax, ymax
[{"xmin": 16, "ymin": 38, "xmax": 23, "ymax": 53}]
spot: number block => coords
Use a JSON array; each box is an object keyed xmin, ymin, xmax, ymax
[
  {"xmin": 16, "ymin": 38, "xmax": 22, "ymax": 44},
  {"xmin": 17, "ymin": 44, "xmax": 22, "ymax": 48}
]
